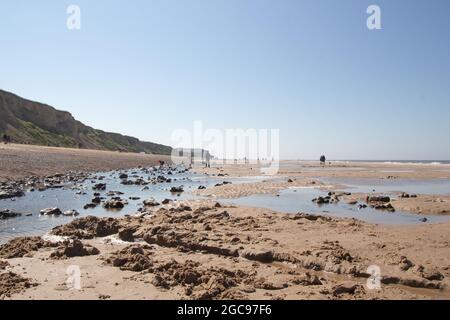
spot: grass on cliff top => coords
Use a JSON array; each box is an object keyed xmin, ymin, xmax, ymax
[{"xmin": 17, "ymin": 119, "xmax": 78, "ymax": 148}]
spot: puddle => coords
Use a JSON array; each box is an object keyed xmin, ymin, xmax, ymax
[
  {"xmin": 321, "ymin": 177, "xmax": 450, "ymax": 195},
  {"xmin": 223, "ymin": 187, "xmax": 450, "ymax": 225}
]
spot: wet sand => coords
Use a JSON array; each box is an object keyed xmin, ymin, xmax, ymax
[
  {"xmin": 1, "ymin": 155, "xmax": 450, "ymax": 300},
  {"xmin": 1, "ymin": 200, "xmax": 449, "ymax": 300}
]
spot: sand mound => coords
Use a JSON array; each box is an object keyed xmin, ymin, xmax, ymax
[
  {"xmin": 0, "ymin": 236, "xmax": 59, "ymax": 259},
  {"xmin": 0, "ymin": 272, "xmax": 38, "ymax": 299},
  {"xmin": 106, "ymin": 244, "xmax": 252, "ymax": 300},
  {"xmin": 150, "ymin": 259, "xmax": 251, "ymax": 300},
  {"xmin": 0, "ymin": 260, "xmax": 9, "ymax": 270},
  {"xmin": 50, "ymin": 240, "xmax": 100, "ymax": 259},
  {"xmin": 51, "ymin": 216, "xmax": 120, "ymax": 239},
  {"xmin": 107, "ymin": 245, "xmax": 154, "ymax": 272}
]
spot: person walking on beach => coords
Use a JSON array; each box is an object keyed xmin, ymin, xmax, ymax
[
  {"xmin": 320, "ymin": 155, "xmax": 326, "ymax": 167},
  {"xmin": 205, "ymin": 151, "xmax": 211, "ymax": 168}
]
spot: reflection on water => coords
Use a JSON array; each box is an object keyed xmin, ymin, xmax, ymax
[
  {"xmin": 321, "ymin": 177, "xmax": 450, "ymax": 195},
  {"xmin": 225, "ymin": 187, "xmax": 450, "ymax": 225}
]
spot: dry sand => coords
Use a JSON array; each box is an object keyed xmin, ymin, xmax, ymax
[{"xmin": 0, "ymin": 144, "xmax": 171, "ymax": 181}]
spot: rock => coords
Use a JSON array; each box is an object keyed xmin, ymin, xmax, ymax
[
  {"xmin": 0, "ymin": 260, "xmax": 9, "ymax": 270},
  {"xmin": 366, "ymin": 195, "xmax": 390, "ymax": 203},
  {"xmin": 143, "ymin": 199, "xmax": 160, "ymax": 207},
  {"xmin": 161, "ymin": 198, "xmax": 172, "ymax": 204},
  {"xmin": 332, "ymin": 282, "xmax": 364, "ymax": 295},
  {"xmin": 253, "ymin": 278, "xmax": 287, "ymax": 290},
  {"xmin": 107, "ymin": 245, "xmax": 153, "ymax": 272},
  {"xmin": 40, "ymin": 207, "xmax": 62, "ymax": 216},
  {"xmin": 0, "ymin": 236, "xmax": 59, "ymax": 259},
  {"xmin": 287, "ymin": 179, "xmax": 294, "ymax": 183},
  {"xmin": 118, "ymin": 173, "xmax": 128, "ymax": 179},
  {"xmin": 419, "ymin": 217, "xmax": 428, "ymax": 223},
  {"xmin": 0, "ymin": 189, "xmax": 25, "ymax": 200},
  {"xmin": 240, "ymin": 249, "xmax": 274, "ymax": 263},
  {"xmin": 399, "ymin": 256, "xmax": 414, "ymax": 271},
  {"xmin": 312, "ymin": 196, "xmax": 329, "ymax": 204},
  {"xmin": 170, "ymin": 186, "xmax": 184, "ymax": 193},
  {"xmin": 92, "ymin": 183, "xmax": 106, "ymax": 191},
  {"xmin": 347, "ymin": 200, "xmax": 358, "ymax": 205},
  {"xmin": 371, "ymin": 203, "xmax": 395, "ymax": 212},
  {"xmin": 0, "ymin": 210, "xmax": 22, "ymax": 220},
  {"xmin": 106, "ymin": 191, "xmax": 124, "ymax": 196},
  {"xmin": 91, "ymin": 197, "xmax": 102, "ymax": 204},
  {"xmin": 293, "ymin": 272, "xmax": 322, "ymax": 286},
  {"xmin": 118, "ymin": 228, "xmax": 136, "ymax": 242},
  {"xmin": 103, "ymin": 200, "xmax": 125, "ymax": 209},
  {"xmin": 50, "ymin": 240, "xmax": 100, "ymax": 259},
  {"xmin": 291, "ymin": 212, "xmax": 332, "ymax": 222},
  {"xmin": 400, "ymin": 192, "xmax": 410, "ymax": 198},
  {"xmin": 63, "ymin": 210, "xmax": 80, "ymax": 217},
  {"xmin": 51, "ymin": 216, "xmax": 119, "ymax": 239},
  {"xmin": 419, "ymin": 267, "xmax": 444, "ymax": 281},
  {"xmin": 0, "ymin": 272, "xmax": 38, "ymax": 298},
  {"xmin": 198, "ymin": 185, "xmax": 206, "ymax": 190},
  {"xmin": 83, "ymin": 203, "xmax": 97, "ymax": 209}
]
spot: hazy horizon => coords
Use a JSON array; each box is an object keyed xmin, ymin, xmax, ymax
[{"xmin": 1, "ymin": 0, "xmax": 449, "ymax": 160}]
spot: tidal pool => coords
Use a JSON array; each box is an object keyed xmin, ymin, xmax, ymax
[{"xmin": 224, "ymin": 187, "xmax": 450, "ymax": 225}]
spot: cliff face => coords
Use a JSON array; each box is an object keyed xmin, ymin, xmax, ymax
[{"xmin": 0, "ymin": 89, "xmax": 172, "ymax": 155}]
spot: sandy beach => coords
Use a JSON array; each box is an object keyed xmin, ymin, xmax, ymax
[
  {"xmin": 0, "ymin": 144, "xmax": 171, "ymax": 181},
  {"xmin": 1, "ymin": 146, "xmax": 450, "ymax": 300}
]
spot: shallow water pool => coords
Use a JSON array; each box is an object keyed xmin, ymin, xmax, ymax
[{"xmin": 223, "ymin": 187, "xmax": 450, "ymax": 225}]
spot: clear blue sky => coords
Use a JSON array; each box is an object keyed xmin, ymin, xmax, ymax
[{"xmin": 1, "ymin": 0, "xmax": 449, "ymax": 160}]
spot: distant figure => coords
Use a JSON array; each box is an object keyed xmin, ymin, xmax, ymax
[
  {"xmin": 2, "ymin": 134, "xmax": 10, "ymax": 144},
  {"xmin": 205, "ymin": 151, "xmax": 211, "ymax": 168},
  {"xmin": 320, "ymin": 155, "xmax": 326, "ymax": 166}
]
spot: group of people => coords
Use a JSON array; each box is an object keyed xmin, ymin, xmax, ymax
[{"xmin": 2, "ymin": 134, "xmax": 11, "ymax": 144}]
